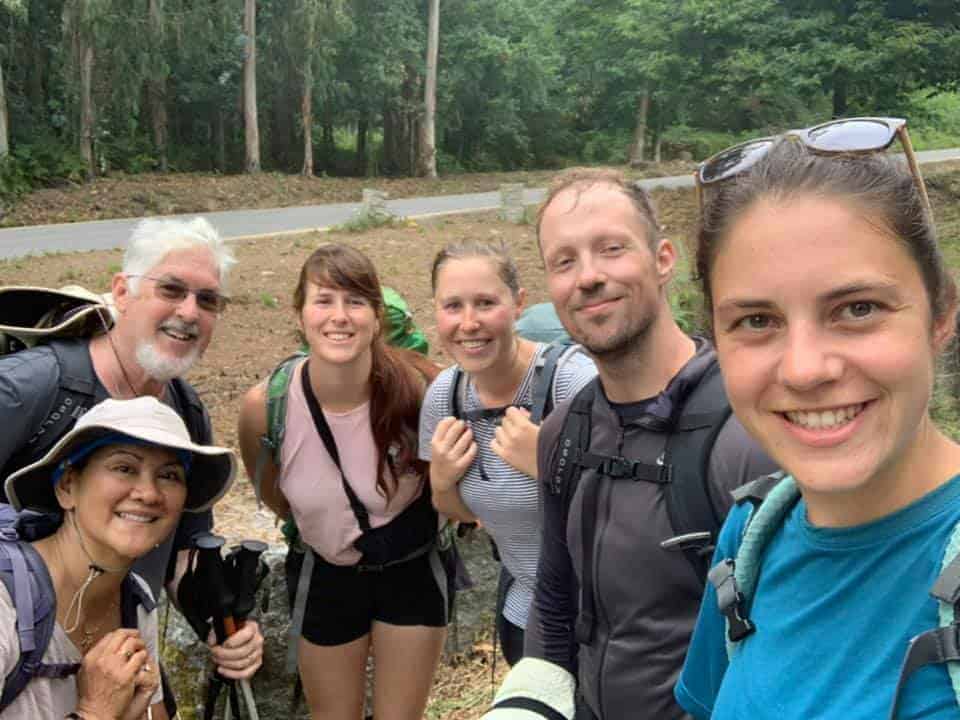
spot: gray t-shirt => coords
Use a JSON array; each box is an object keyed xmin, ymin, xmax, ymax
[{"xmin": 419, "ymin": 344, "xmax": 596, "ymax": 627}]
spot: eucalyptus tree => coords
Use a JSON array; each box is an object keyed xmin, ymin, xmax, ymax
[
  {"xmin": 243, "ymin": 0, "xmax": 260, "ymax": 172},
  {"xmin": 418, "ymin": 0, "xmax": 439, "ymax": 178},
  {"xmin": 0, "ymin": 0, "xmax": 26, "ymax": 157}
]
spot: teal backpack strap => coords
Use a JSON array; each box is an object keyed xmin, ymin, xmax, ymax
[
  {"xmin": 887, "ymin": 521, "xmax": 960, "ymax": 719},
  {"xmin": 707, "ymin": 472, "xmax": 798, "ymax": 659},
  {"xmin": 252, "ymin": 352, "xmax": 305, "ymax": 508}
]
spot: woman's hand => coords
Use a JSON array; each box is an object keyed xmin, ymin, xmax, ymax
[
  {"xmin": 207, "ymin": 620, "xmax": 265, "ymax": 680},
  {"xmin": 491, "ymin": 407, "xmax": 539, "ymax": 478},
  {"xmin": 75, "ymin": 629, "xmax": 151, "ymax": 720},
  {"xmin": 430, "ymin": 417, "xmax": 478, "ymax": 492},
  {"xmin": 120, "ymin": 660, "xmax": 160, "ymax": 720}
]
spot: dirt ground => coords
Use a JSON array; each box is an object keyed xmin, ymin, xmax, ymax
[
  {"xmin": 3, "ymin": 163, "xmax": 960, "ymax": 717},
  {"xmin": 0, "ymin": 160, "xmax": 697, "ymax": 228}
]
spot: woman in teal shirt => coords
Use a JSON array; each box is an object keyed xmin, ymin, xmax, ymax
[{"xmin": 677, "ymin": 119, "xmax": 960, "ymax": 719}]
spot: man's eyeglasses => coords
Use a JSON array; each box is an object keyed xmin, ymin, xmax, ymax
[
  {"xmin": 694, "ymin": 117, "xmax": 930, "ymax": 214},
  {"xmin": 128, "ymin": 274, "xmax": 229, "ymax": 314}
]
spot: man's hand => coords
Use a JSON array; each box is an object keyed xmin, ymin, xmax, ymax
[
  {"xmin": 75, "ymin": 629, "xmax": 150, "ymax": 720},
  {"xmin": 207, "ymin": 620, "xmax": 264, "ymax": 680},
  {"xmin": 430, "ymin": 417, "xmax": 478, "ymax": 492},
  {"xmin": 490, "ymin": 407, "xmax": 539, "ymax": 478}
]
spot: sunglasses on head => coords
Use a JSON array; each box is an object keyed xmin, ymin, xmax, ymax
[
  {"xmin": 128, "ymin": 274, "xmax": 229, "ymax": 314},
  {"xmin": 695, "ymin": 117, "xmax": 930, "ymax": 214}
]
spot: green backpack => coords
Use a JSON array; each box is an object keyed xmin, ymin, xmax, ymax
[{"xmin": 382, "ymin": 286, "xmax": 428, "ymax": 355}]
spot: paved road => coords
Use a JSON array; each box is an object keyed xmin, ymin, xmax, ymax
[{"xmin": 1, "ymin": 147, "xmax": 958, "ymax": 260}]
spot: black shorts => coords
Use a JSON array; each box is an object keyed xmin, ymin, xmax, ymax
[{"xmin": 285, "ymin": 547, "xmax": 449, "ymax": 646}]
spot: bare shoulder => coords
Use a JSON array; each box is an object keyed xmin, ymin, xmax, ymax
[{"xmin": 238, "ymin": 381, "xmax": 269, "ymax": 436}]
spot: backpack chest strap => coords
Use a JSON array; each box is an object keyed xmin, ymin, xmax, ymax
[{"xmin": 578, "ymin": 452, "xmax": 665, "ymax": 483}]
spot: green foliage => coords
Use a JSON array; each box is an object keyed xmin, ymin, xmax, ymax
[
  {"xmin": 334, "ymin": 210, "xmax": 403, "ymax": 233},
  {"xmin": 3, "ymin": 0, "xmax": 960, "ymax": 193},
  {"xmin": 0, "ymin": 139, "xmax": 87, "ymax": 203}
]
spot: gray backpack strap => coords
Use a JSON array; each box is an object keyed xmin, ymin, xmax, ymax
[
  {"xmin": 708, "ymin": 473, "xmax": 798, "ymax": 659},
  {"xmin": 887, "ymin": 522, "xmax": 960, "ymax": 719},
  {"xmin": 286, "ymin": 545, "xmax": 315, "ymax": 674},
  {"xmin": 530, "ymin": 342, "xmax": 581, "ymax": 426}
]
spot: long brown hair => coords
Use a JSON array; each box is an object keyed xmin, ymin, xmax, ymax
[{"xmin": 293, "ymin": 244, "xmax": 436, "ymax": 500}]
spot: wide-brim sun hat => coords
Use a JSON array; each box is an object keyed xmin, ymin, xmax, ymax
[
  {"xmin": 0, "ymin": 285, "xmax": 116, "ymax": 347},
  {"xmin": 5, "ymin": 396, "xmax": 236, "ymax": 514}
]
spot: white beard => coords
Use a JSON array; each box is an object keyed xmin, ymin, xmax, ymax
[{"xmin": 136, "ymin": 340, "xmax": 200, "ymax": 382}]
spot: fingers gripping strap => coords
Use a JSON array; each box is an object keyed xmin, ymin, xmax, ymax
[
  {"xmin": 484, "ymin": 658, "xmax": 576, "ymax": 720},
  {"xmin": 286, "ymin": 547, "xmax": 315, "ymax": 673}
]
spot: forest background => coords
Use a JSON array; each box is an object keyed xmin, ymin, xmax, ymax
[{"xmin": 0, "ymin": 0, "xmax": 959, "ymax": 208}]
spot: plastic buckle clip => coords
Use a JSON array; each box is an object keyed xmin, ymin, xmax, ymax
[
  {"xmin": 707, "ymin": 559, "xmax": 756, "ymax": 642},
  {"xmin": 601, "ymin": 456, "xmax": 636, "ymax": 479}
]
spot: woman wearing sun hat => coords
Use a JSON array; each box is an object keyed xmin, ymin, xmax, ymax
[{"xmin": 2, "ymin": 395, "xmax": 236, "ymax": 720}]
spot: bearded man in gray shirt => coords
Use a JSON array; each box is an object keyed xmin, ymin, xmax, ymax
[{"xmin": 484, "ymin": 168, "xmax": 776, "ymax": 720}]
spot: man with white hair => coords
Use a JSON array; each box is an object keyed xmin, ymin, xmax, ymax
[{"xmin": 0, "ymin": 216, "xmax": 263, "ymax": 713}]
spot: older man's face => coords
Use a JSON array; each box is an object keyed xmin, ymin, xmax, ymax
[{"xmin": 114, "ymin": 247, "xmax": 222, "ymax": 380}]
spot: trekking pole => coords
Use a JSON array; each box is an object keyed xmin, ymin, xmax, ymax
[
  {"xmin": 229, "ymin": 540, "xmax": 267, "ymax": 720},
  {"xmin": 194, "ymin": 534, "xmax": 247, "ymax": 720}
]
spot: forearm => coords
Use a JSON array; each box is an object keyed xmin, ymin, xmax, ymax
[
  {"xmin": 525, "ymin": 481, "xmax": 578, "ymax": 672},
  {"xmin": 260, "ymin": 481, "xmax": 290, "ymax": 519},
  {"xmin": 431, "ymin": 485, "xmax": 477, "ymax": 523}
]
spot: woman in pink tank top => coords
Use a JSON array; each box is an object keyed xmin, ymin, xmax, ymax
[{"xmin": 238, "ymin": 244, "xmax": 446, "ymax": 720}]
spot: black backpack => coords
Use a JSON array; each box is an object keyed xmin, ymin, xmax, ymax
[
  {"xmin": 2, "ymin": 338, "xmax": 208, "ymax": 486},
  {"xmin": 545, "ymin": 360, "xmax": 732, "ymax": 644}
]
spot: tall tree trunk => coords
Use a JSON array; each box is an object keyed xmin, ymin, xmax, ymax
[
  {"xmin": 148, "ymin": 0, "xmax": 168, "ymax": 171},
  {"xmin": 301, "ymin": 73, "xmax": 313, "ymax": 176},
  {"xmin": 300, "ymin": 1, "xmax": 316, "ymax": 176},
  {"xmin": 832, "ymin": 68, "xmax": 848, "ymax": 118},
  {"xmin": 0, "ymin": 59, "xmax": 8, "ymax": 158},
  {"xmin": 80, "ymin": 42, "xmax": 95, "ymax": 179},
  {"xmin": 417, "ymin": 0, "xmax": 439, "ymax": 178},
  {"xmin": 243, "ymin": 0, "xmax": 261, "ymax": 173},
  {"xmin": 356, "ymin": 118, "xmax": 368, "ymax": 175},
  {"xmin": 215, "ymin": 106, "xmax": 226, "ymax": 172},
  {"xmin": 629, "ymin": 88, "xmax": 649, "ymax": 166}
]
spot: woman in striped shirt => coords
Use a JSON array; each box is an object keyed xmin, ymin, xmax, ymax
[{"xmin": 419, "ymin": 239, "xmax": 596, "ymax": 665}]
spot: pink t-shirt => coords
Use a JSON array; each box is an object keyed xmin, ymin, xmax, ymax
[{"xmin": 279, "ymin": 359, "xmax": 425, "ymax": 565}]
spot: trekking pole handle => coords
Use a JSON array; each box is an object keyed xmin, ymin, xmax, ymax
[{"xmin": 192, "ymin": 532, "xmax": 237, "ymax": 643}]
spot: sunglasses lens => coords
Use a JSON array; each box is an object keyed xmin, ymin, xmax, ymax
[
  {"xmin": 700, "ymin": 139, "xmax": 774, "ymax": 184},
  {"xmin": 197, "ymin": 291, "xmax": 226, "ymax": 313},
  {"xmin": 156, "ymin": 281, "xmax": 189, "ymax": 302},
  {"xmin": 806, "ymin": 119, "xmax": 894, "ymax": 152}
]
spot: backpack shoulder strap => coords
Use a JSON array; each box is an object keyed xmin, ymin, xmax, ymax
[
  {"xmin": 0, "ymin": 537, "xmax": 79, "ymax": 713},
  {"xmin": 545, "ymin": 378, "xmax": 598, "ymax": 499},
  {"xmin": 7, "ymin": 340, "xmax": 102, "ymax": 478},
  {"xmin": 888, "ymin": 519, "xmax": 960, "ymax": 719},
  {"xmin": 541, "ymin": 379, "xmax": 599, "ymax": 645},
  {"xmin": 252, "ymin": 352, "xmax": 306, "ymax": 507},
  {"xmin": 707, "ymin": 473, "xmax": 798, "ymax": 659},
  {"xmin": 660, "ymin": 361, "xmax": 732, "ymax": 580},
  {"xmin": 530, "ymin": 342, "xmax": 581, "ymax": 425},
  {"xmin": 167, "ymin": 377, "xmax": 208, "ymax": 444},
  {"xmin": 447, "ymin": 366, "xmax": 467, "ymax": 420}
]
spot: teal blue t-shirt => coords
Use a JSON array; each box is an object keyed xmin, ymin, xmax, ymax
[{"xmin": 676, "ymin": 474, "xmax": 960, "ymax": 720}]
